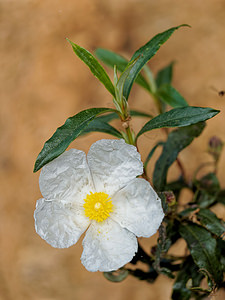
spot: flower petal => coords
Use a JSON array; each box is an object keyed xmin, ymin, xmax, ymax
[
  {"xmin": 87, "ymin": 139, "xmax": 143, "ymax": 196},
  {"xmin": 34, "ymin": 198, "xmax": 90, "ymax": 248},
  {"xmin": 81, "ymin": 218, "xmax": 138, "ymax": 272},
  {"xmin": 39, "ymin": 149, "xmax": 94, "ymax": 203},
  {"xmin": 111, "ymin": 178, "xmax": 164, "ymax": 237}
]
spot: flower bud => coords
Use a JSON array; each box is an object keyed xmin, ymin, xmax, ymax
[
  {"xmin": 164, "ymin": 191, "xmax": 176, "ymax": 207},
  {"xmin": 208, "ymin": 136, "xmax": 223, "ymax": 161}
]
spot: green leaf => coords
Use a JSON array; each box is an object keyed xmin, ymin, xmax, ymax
[
  {"xmin": 194, "ymin": 173, "xmax": 220, "ymax": 208},
  {"xmin": 153, "ymin": 122, "xmax": 205, "ymax": 191},
  {"xmin": 123, "ymin": 24, "xmax": 190, "ymax": 100},
  {"xmin": 156, "ymin": 84, "xmax": 188, "ymax": 108},
  {"xmin": 156, "ymin": 62, "xmax": 174, "ymax": 87},
  {"xmin": 81, "ymin": 119, "xmax": 123, "ymax": 138},
  {"xmin": 137, "ymin": 106, "xmax": 219, "ymax": 138},
  {"xmin": 103, "ymin": 269, "xmax": 129, "ymax": 282},
  {"xmin": 34, "ymin": 108, "xmax": 114, "ymax": 172},
  {"xmin": 172, "ymin": 256, "xmax": 204, "ymax": 300},
  {"xmin": 116, "ymin": 57, "xmax": 139, "ymax": 103},
  {"xmin": 197, "ymin": 209, "xmax": 225, "ymax": 238},
  {"xmin": 130, "ymin": 110, "xmax": 153, "ymax": 119},
  {"xmin": 95, "ymin": 48, "xmax": 151, "ymax": 92},
  {"xmin": 179, "ymin": 223, "xmax": 223, "ymax": 285},
  {"xmin": 144, "ymin": 141, "xmax": 164, "ymax": 169},
  {"xmin": 67, "ymin": 40, "xmax": 115, "ymax": 97},
  {"xmin": 216, "ymin": 190, "xmax": 225, "ymax": 205},
  {"xmin": 95, "ymin": 109, "xmax": 152, "ymax": 124}
]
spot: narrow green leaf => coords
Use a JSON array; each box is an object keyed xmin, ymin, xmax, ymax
[
  {"xmin": 96, "ymin": 109, "xmax": 152, "ymax": 124},
  {"xmin": 153, "ymin": 122, "xmax": 205, "ymax": 191},
  {"xmin": 194, "ymin": 173, "xmax": 220, "ymax": 208},
  {"xmin": 156, "ymin": 84, "xmax": 188, "ymax": 108},
  {"xmin": 156, "ymin": 62, "xmax": 174, "ymax": 87},
  {"xmin": 172, "ymin": 256, "xmax": 204, "ymax": 300},
  {"xmin": 130, "ymin": 110, "xmax": 153, "ymax": 119},
  {"xmin": 197, "ymin": 209, "xmax": 225, "ymax": 238},
  {"xmin": 95, "ymin": 48, "xmax": 150, "ymax": 92},
  {"xmin": 116, "ymin": 57, "xmax": 139, "ymax": 103},
  {"xmin": 137, "ymin": 106, "xmax": 219, "ymax": 138},
  {"xmin": 34, "ymin": 108, "xmax": 114, "ymax": 172},
  {"xmin": 123, "ymin": 24, "xmax": 190, "ymax": 100},
  {"xmin": 144, "ymin": 141, "xmax": 164, "ymax": 169},
  {"xmin": 216, "ymin": 190, "xmax": 225, "ymax": 205},
  {"xmin": 67, "ymin": 40, "xmax": 115, "ymax": 97},
  {"xmin": 179, "ymin": 223, "xmax": 223, "ymax": 285},
  {"xmin": 81, "ymin": 119, "xmax": 123, "ymax": 138}
]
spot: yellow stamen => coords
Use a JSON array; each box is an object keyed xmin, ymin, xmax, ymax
[{"xmin": 83, "ymin": 192, "xmax": 113, "ymax": 222}]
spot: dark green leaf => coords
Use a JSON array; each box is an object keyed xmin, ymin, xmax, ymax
[
  {"xmin": 137, "ymin": 106, "xmax": 219, "ymax": 138},
  {"xmin": 194, "ymin": 173, "xmax": 220, "ymax": 208},
  {"xmin": 216, "ymin": 190, "xmax": 225, "ymax": 205},
  {"xmin": 197, "ymin": 209, "xmax": 225, "ymax": 238},
  {"xmin": 34, "ymin": 108, "xmax": 114, "ymax": 172},
  {"xmin": 116, "ymin": 57, "xmax": 139, "ymax": 103},
  {"xmin": 195, "ymin": 173, "xmax": 220, "ymax": 194},
  {"xmin": 127, "ymin": 268, "xmax": 158, "ymax": 282},
  {"xmin": 103, "ymin": 269, "xmax": 129, "ymax": 282},
  {"xmin": 156, "ymin": 62, "xmax": 174, "ymax": 87},
  {"xmin": 153, "ymin": 122, "xmax": 205, "ymax": 191},
  {"xmin": 81, "ymin": 119, "xmax": 122, "ymax": 138},
  {"xmin": 144, "ymin": 141, "xmax": 164, "ymax": 169},
  {"xmin": 67, "ymin": 40, "xmax": 115, "ymax": 97},
  {"xmin": 123, "ymin": 24, "xmax": 190, "ymax": 100},
  {"xmin": 156, "ymin": 84, "xmax": 188, "ymax": 108},
  {"xmin": 95, "ymin": 48, "xmax": 151, "ymax": 92},
  {"xmin": 179, "ymin": 223, "xmax": 223, "ymax": 285},
  {"xmin": 130, "ymin": 110, "xmax": 153, "ymax": 119},
  {"xmin": 217, "ymin": 239, "xmax": 225, "ymax": 271},
  {"xmin": 172, "ymin": 256, "xmax": 204, "ymax": 300},
  {"xmin": 96, "ymin": 109, "xmax": 152, "ymax": 124},
  {"xmin": 166, "ymin": 178, "xmax": 188, "ymax": 200}
]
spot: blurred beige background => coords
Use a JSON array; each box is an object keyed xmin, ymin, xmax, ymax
[{"xmin": 1, "ymin": 0, "xmax": 225, "ymax": 299}]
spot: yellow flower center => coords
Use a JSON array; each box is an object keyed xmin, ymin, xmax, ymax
[{"xmin": 83, "ymin": 192, "xmax": 113, "ymax": 222}]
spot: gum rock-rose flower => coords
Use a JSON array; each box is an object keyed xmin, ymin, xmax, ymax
[{"xmin": 34, "ymin": 139, "xmax": 164, "ymax": 272}]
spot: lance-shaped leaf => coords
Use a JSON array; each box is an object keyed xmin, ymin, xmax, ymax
[
  {"xmin": 196, "ymin": 209, "xmax": 225, "ymax": 238},
  {"xmin": 144, "ymin": 141, "xmax": 164, "ymax": 169},
  {"xmin": 137, "ymin": 106, "xmax": 219, "ymax": 138},
  {"xmin": 67, "ymin": 39, "xmax": 115, "ymax": 97},
  {"xmin": 34, "ymin": 108, "xmax": 114, "ymax": 172},
  {"xmin": 153, "ymin": 122, "xmax": 205, "ymax": 191},
  {"xmin": 95, "ymin": 48, "xmax": 150, "ymax": 92},
  {"xmin": 172, "ymin": 256, "xmax": 204, "ymax": 300},
  {"xmin": 156, "ymin": 84, "xmax": 188, "ymax": 108},
  {"xmin": 216, "ymin": 190, "xmax": 225, "ymax": 205},
  {"xmin": 156, "ymin": 62, "xmax": 174, "ymax": 87},
  {"xmin": 116, "ymin": 57, "xmax": 139, "ymax": 103},
  {"xmin": 95, "ymin": 109, "xmax": 152, "ymax": 124},
  {"xmin": 123, "ymin": 24, "xmax": 190, "ymax": 100},
  {"xmin": 179, "ymin": 223, "xmax": 223, "ymax": 286},
  {"xmin": 194, "ymin": 173, "xmax": 220, "ymax": 208},
  {"xmin": 81, "ymin": 119, "xmax": 123, "ymax": 138}
]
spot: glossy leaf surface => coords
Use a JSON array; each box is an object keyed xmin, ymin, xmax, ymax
[
  {"xmin": 67, "ymin": 40, "xmax": 115, "ymax": 97},
  {"xmin": 34, "ymin": 108, "xmax": 113, "ymax": 172}
]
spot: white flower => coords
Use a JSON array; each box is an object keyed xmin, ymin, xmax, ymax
[{"xmin": 34, "ymin": 139, "xmax": 164, "ymax": 272}]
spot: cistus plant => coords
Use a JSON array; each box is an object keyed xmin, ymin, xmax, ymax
[{"xmin": 33, "ymin": 25, "xmax": 225, "ymax": 299}]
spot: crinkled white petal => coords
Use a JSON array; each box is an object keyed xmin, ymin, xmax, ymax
[
  {"xmin": 81, "ymin": 218, "xmax": 138, "ymax": 272},
  {"xmin": 39, "ymin": 149, "xmax": 94, "ymax": 204},
  {"xmin": 87, "ymin": 139, "xmax": 143, "ymax": 196},
  {"xmin": 111, "ymin": 178, "xmax": 164, "ymax": 237},
  {"xmin": 34, "ymin": 198, "xmax": 90, "ymax": 248}
]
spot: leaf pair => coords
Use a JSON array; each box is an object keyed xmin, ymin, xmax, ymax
[{"xmin": 68, "ymin": 25, "xmax": 190, "ymax": 102}]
